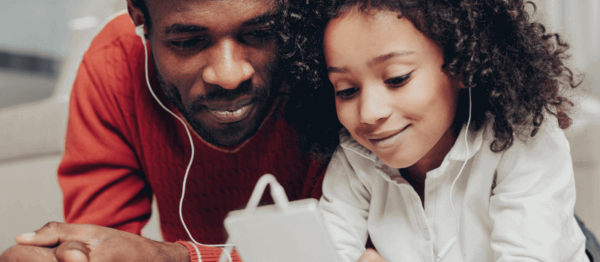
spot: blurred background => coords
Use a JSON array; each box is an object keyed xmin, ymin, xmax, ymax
[
  {"xmin": 0, "ymin": 0, "xmax": 599, "ymax": 253},
  {"xmin": 0, "ymin": 0, "xmax": 163, "ymax": 250}
]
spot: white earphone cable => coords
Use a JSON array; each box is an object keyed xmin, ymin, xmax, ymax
[
  {"xmin": 136, "ymin": 25, "xmax": 234, "ymax": 256},
  {"xmin": 436, "ymin": 88, "xmax": 472, "ymax": 262}
]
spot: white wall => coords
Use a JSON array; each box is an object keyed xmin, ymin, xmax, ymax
[
  {"xmin": 540, "ymin": 0, "xmax": 600, "ymax": 96},
  {"xmin": 0, "ymin": 0, "xmax": 81, "ymax": 58},
  {"xmin": 0, "ymin": 0, "xmax": 163, "ymax": 253},
  {"xmin": 537, "ymin": 0, "xmax": 600, "ymax": 238}
]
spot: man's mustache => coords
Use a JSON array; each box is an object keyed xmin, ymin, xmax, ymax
[{"xmin": 188, "ymin": 80, "xmax": 270, "ymax": 111}]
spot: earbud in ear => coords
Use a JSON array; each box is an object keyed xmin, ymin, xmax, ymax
[
  {"xmin": 135, "ymin": 25, "xmax": 146, "ymax": 44},
  {"xmin": 135, "ymin": 24, "xmax": 144, "ymax": 37}
]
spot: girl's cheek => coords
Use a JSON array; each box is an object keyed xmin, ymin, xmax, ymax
[{"xmin": 336, "ymin": 102, "xmax": 354, "ymax": 129}]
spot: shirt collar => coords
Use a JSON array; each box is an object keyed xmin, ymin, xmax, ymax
[
  {"xmin": 339, "ymin": 128, "xmax": 377, "ymax": 161},
  {"xmin": 446, "ymin": 122, "xmax": 484, "ymax": 161},
  {"xmin": 338, "ymin": 129, "xmax": 404, "ymax": 185}
]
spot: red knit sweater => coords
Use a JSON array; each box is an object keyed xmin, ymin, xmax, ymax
[{"xmin": 58, "ymin": 14, "xmax": 326, "ymax": 262}]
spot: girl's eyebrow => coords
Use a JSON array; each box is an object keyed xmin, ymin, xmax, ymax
[
  {"xmin": 367, "ymin": 51, "xmax": 415, "ymax": 67},
  {"xmin": 328, "ymin": 51, "xmax": 415, "ymax": 75}
]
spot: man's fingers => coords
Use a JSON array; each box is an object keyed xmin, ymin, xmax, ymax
[
  {"xmin": 15, "ymin": 222, "xmax": 92, "ymax": 247},
  {"xmin": 15, "ymin": 221, "xmax": 64, "ymax": 246},
  {"xmin": 0, "ymin": 245, "xmax": 56, "ymax": 262},
  {"xmin": 55, "ymin": 241, "xmax": 90, "ymax": 262}
]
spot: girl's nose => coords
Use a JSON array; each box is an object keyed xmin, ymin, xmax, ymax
[{"xmin": 359, "ymin": 84, "xmax": 392, "ymax": 125}]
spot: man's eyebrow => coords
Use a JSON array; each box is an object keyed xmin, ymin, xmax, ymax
[
  {"xmin": 243, "ymin": 11, "xmax": 278, "ymax": 26},
  {"xmin": 164, "ymin": 24, "xmax": 208, "ymax": 35},
  {"xmin": 368, "ymin": 51, "xmax": 415, "ymax": 67}
]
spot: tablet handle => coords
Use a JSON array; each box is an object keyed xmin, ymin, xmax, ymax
[{"xmin": 243, "ymin": 174, "xmax": 290, "ymax": 214}]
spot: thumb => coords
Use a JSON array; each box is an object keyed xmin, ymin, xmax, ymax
[
  {"xmin": 14, "ymin": 232, "xmax": 38, "ymax": 244},
  {"xmin": 55, "ymin": 241, "xmax": 90, "ymax": 262},
  {"xmin": 15, "ymin": 222, "xmax": 90, "ymax": 247}
]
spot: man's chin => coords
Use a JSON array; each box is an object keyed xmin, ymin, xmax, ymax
[
  {"xmin": 193, "ymin": 125, "xmax": 256, "ymax": 147},
  {"xmin": 186, "ymin": 109, "xmax": 263, "ymax": 147},
  {"xmin": 188, "ymin": 98, "xmax": 273, "ymax": 147}
]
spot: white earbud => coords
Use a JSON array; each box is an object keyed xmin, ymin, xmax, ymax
[
  {"xmin": 135, "ymin": 24, "xmax": 146, "ymax": 44},
  {"xmin": 134, "ymin": 23, "xmax": 234, "ymax": 260},
  {"xmin": 436, "ymin": 237, "xmax": 457, "ymax": 262}
]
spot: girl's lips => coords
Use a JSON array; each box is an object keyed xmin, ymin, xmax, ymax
[{"xmin": 367, "ymin": 125, "xmax": 410, "ymax": 149}]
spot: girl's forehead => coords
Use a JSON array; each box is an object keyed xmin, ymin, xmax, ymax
[{"xmin": 323, "ymin": 8, "xmax": 439, "ymax": 68}]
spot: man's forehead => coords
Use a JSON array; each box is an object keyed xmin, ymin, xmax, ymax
[{"xmin": 146, "ymin": 0, "xmax": 280, "ymax": 31}]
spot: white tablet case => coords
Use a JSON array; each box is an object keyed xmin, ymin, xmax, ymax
[{"xmin": 223, "ymin": 175, "xmax": 342, "ymax": 262}]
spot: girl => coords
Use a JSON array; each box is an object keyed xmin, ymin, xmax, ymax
[{"xmin": 287, "ymin": 0, "xmax": 589, "ymax": 261}]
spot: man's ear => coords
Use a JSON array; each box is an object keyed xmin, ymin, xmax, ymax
[{"xmin": 127, "ymin": 0, "xmax": 145, "ymax": 27}]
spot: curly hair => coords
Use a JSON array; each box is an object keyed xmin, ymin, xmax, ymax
[{"xmin": 281, "ymin": 0, "xmax": 579, "ymax": 162}]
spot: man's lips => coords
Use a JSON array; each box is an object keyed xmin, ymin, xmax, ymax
[
  {"xmin": 365, "ymin": 125, "xmax": 411, "ymax": 149},
  {"xmin": 203, "ymin": 97, "xmax": 256, "ymax": 124}
]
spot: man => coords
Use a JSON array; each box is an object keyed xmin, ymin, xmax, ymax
[{"xmin": 0, "ymin": 0, "xmax": 329, "ymax": 261}]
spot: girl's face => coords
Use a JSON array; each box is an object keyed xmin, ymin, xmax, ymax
[{"xmin": 323, "ymin": 8, "xmax": 464, "ymax": 171}]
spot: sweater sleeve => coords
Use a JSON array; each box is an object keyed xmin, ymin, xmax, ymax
[
  {"xmin": 57, "ymin": 52, "xmax": 152, "ymax": 235},
  {"xmin": 489, "ymin": 126, "xmax": 588, "ymax": 262},
  {"xmin": 177, "ymin": 241, "xmax": 244, "ymax": 262}
]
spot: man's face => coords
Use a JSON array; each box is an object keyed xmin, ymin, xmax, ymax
[{"xmin": 145, "ymin": 0, "xmax": 280, "ymax": 147}]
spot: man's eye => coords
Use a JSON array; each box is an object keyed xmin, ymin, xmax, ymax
[
  {"xmin": 170, "ymin": 38, "xmax": 207, "ymax": 50},
  {"xmin": 241, "ymin": 29, "xmax": 275, "ymax": 45},
  {"xmin": 384, "ymin": 72, "xmax": 413, "ymax": 87},
  {"xmin": 335, "ymin": 87, "xmax": 359, "ymax": 99}
]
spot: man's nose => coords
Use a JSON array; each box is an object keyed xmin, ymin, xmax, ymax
[
  {"xmin": 359, "ymin": 84, "xmax": 392, "ymax": 125},
  {"xmin": 202, "ymin": 39, "xmax": 254, "ymax": 90}
]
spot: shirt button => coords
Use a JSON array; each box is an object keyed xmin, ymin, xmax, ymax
[{"xmin": 423, "ymin": 228, "xmax": 431, "ymax": 240}]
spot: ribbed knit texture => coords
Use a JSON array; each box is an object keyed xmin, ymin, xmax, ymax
[
  {"xmin": 178, "ymin": 241, "xmax": 243, "ymax": 262},
  {"xmin": 58, "ymin": 14, "xmax": 327, "ymax": 260}
]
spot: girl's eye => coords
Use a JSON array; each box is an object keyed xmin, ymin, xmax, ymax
[
  {"xmin": 384, "ymin": 72, "xmax": 413, "ymax": 87},
  {"xmin": 335, "ymin": 87, "xmax": 359, "ymax": 99},
  {"xmin": 170, "ymin": 38, "xmax": 208, "ymax": 50}
]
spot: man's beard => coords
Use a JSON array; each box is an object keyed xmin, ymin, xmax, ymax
[{"xmin": 152, "ymin": 61, "xmax": 282, "ymax": 147}]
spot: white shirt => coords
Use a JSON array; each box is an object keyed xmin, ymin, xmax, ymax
[{"xmin": 319, "ymin": 122, "xmax": 588, "ymax": 262}]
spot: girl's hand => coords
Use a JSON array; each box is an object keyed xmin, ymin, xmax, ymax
[{"xmin": 358, "ymin": 248, "xmax": 387, "ymax": 262}]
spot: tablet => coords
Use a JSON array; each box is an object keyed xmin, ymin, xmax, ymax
[{"xmin": 223, "ymin": 177, "xmax": 342, "ymax": 262}]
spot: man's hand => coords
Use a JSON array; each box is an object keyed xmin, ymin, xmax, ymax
[
  {"xmin": 358, "ymin": 248, "xmax": 387, "ymax": 262},
  {"xmin": 0, "ymin": 222, "xmax": 190, "ymax": 262}
]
